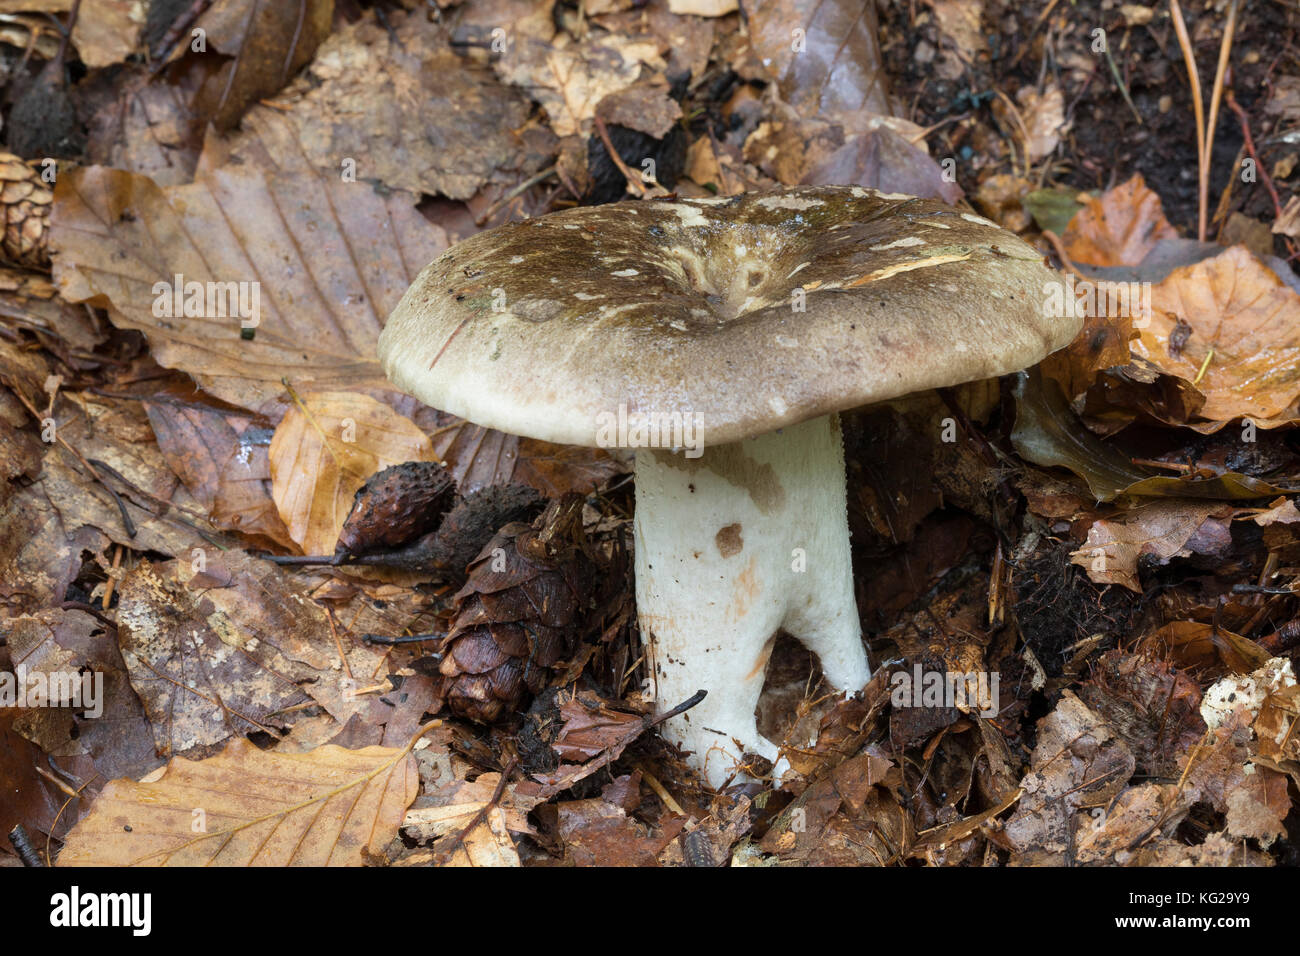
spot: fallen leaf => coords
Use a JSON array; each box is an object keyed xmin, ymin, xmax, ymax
[
  {"xmin": 51, "ymin": 160, "xmax": 447, "ymax": 411},
  {"xmin": 1070, "ymin": 501, "xmax": 1235, "ymax": 592},
  {"xmin": 1131, "ymin": 246, "xmax": 1300, "ymax": 422},
  {"xmin": 233, "ymin": 13, "xmax": 536, "ymax": 201},
  {"xmin": 115, "ymin": 555, "xmax": 391, "ymax": 756},
  {"xmin": 69, "ymin": 0, "xmax": 141, "ymax": 68},
  {"xmin": 269, "ymin": 391, "xmax": 437, "ymax": 555},
  {"xmin": 1005, "ymin": 692, "xmax": 1135, "ymax": 864},
  {"xmin": 1, "ymin": 608, "xmax": 160, "ymax": 782},
  {"xmin": 742, "ymin": 0, "xmax": 891, "ymax": 123},
  {"xmin": 192, "ymin": 0, "xmax": 334, "ymax": 130},
  {"xmin": 495, "ymin": 23, "xmax": 664, "ymax": 138},
  {"xmin": 1016, "ymin": 83, "xmax": 1068, "ymax": 164},
  {"xmin": 1060, "ymin": 175, "xmax": 1179, "ymax": 267},
  {"xmin": 58, "ymin": 734, "xmax": 422, "ymax": 865}
]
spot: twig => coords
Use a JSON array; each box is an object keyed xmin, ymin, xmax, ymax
[
  {"xmin": 593, "ymin": 116, "xmax": 649, "ymax": 197},
  {"xmin": 474, "ymin": 165, "xmax": 557, "ymax": 226},
  {"xmin": 434, "ymin": 756, "xmax": 519, "ymax": 865},
  {"xmin": 1170, "ymin": 0, "xmax": 1208, "ymax": 240},
  {"xmin": 1203, "ymin": 0, "xmax": 1240, "ymax": 236},
  {"xmin": 361, "ymin": 633, "xmax": 443, "ymax": 649},
  {"xmin": 1102, "ymin": 40, "xmax": 1143, "ymax": 126},
  {"xmin": 149, "ymin": 0, "xmax": 212, "ymax": 70}
]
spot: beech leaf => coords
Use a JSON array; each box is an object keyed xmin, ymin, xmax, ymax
[
  {"xmin": 58, "ymin": 734, "xmax": 424, "ymax": 866},
  {"xmin": 269, "ymin": 391, "xmax": 437, "ymax": 555}
]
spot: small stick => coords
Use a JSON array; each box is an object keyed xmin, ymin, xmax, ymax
[
  {"xmin": 8, "ymin": 825, "xmax": 45, "ymax": 867},
  {"xmin": 475, "ymin": 165, "xmax": 557, "ymax": 226},
  {"xmin": 1170, "ymin": 0, "xmax": 1208, "ymax": 240},
  {"xmin": 1203, "ymin": 0, "xmax": 1240, "ymax": 237},
  {"xmin": 101, "ymin": 544, "xmax": 122, "ymax": 610},
  {"xmin": 324, "ymin": 607, "xmax": 354, "ymax": 681},
  {"xmin": 636, "ymin": 762, "xmax": 686, "ymax": 816},
  {"xmin": 434, "ymin": 756, "xmax": 519, "ymax": 865},
  {"xmin": 362, "ymin": 633, "xmax": 443, "ymax": 648},
  {"xmin": 593, "ymin": 116, "xmax": 649, "ymax": 197}
]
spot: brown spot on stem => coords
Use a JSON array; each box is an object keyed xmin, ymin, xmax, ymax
[{"xmin": 715, "ymin": 523, "xmax": 743, "ymax": 557}]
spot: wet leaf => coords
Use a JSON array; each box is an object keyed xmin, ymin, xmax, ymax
[
  {"xmin": 1011, "ymin": 367, "xmax": 1148, "ymax": 501},
  {"xmin": 1059, "ymin": 174, "xmax": 1179, "ymax": 267},
  {"xmin": 741, "ymin": 0, "xmax": 891, "ymax": 122},
  {"xmin": 1132, "ymin": 245, "xmax": 1300, "ymax": 422}
]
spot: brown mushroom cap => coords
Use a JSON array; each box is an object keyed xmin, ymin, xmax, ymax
[{"xmin": 378, "ymin": 186, "xmax": 1079, "ymax": 447}]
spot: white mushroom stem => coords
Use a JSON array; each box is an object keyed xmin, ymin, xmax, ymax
[{"xmin": 633, "ymin": 413, "xmax": 872, "ymax": 788}]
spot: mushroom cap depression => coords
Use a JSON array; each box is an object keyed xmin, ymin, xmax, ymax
[{"xmin": 378, "ymin": 186, "xmax": 1080, "ymax": 447}]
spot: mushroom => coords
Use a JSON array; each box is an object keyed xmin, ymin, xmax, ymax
[{"xmin": 378, "ymin": 186, "xmax": 1080, "ymax": 787}]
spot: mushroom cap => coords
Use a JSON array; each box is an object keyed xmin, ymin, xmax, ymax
[{"xmin": 378, "ymin": 186, "xmax": 1080, "ymax": 448}]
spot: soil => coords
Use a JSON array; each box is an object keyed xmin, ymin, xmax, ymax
[{"xmin": 879, "ymin": 0, "xmax": 1299, "ymax": 242}]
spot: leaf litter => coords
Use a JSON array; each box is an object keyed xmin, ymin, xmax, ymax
[{"xmin": 0, "ymin": 0, "xmax": 1295, "ymax": 868}]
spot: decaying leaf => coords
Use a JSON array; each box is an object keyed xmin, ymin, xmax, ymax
[
  {"xmin": 1004, "ymin": 693, "xmax": 1135, "ymax": 864},
  {"xmin": 233, "ymin": 13, "xmax": 536, "ymax": 201},
  {"xmin": 1070, "ymin": 501, "xmax": 1235, "ymax": 592},
  {"xmin": 114, "ymin": 554, "xmax": 390, "ymax": 756}
]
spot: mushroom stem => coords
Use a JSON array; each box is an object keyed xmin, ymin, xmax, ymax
[{"xmin": 633, "ymin": 413, "xmax": 872, "ymax": 787}]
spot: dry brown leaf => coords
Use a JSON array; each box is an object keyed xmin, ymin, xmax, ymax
[
  {"xmin": 1130, "ymin": 246, "xmax": 1300, "ymax": 422},
  {"xmin": 83, "ymin": 58, "xmax": 210, "ymax": 186},
  {"xmin": 1005, "ymin": 692, "xmax": 1135, "ymax": 864},
  {"xmin": 1, "ymin": 608, "xmax": 159, "ymax": 782},
  {"xmin": 1016, "ymin": 84, "xmax": 1068, "ymax": 164},
  {"xmin": 742, "ymin": 0, "xmax": 891, "ymax": 123},
  {"xmin": 495, "ymin": 24, "xmax": 665, "ymax": 138},
  {"xmin": 69, "ymin": 0, "xmax": 141, "ymax": 67},
  {"xmin": 115, "ymin": 554, "xmax": 391, "ymax": 756},
  {"xmin": 58, "ymin": 734, "xmax": 422, "ymax": 865},
  {"xmin": 233, "ymin": 13, "xmax": 535, "ymax": 201},
  {"xmin": 929, "ymin": 0, "xmax": 988, "ymax": 58},
  {"xmin": 51, "ymin": 162, "xmax": 447, "ymax": 411},
  {"xmin": 1070, "ymin": 501, "xmax": 1235, "ymax": 592},
  {"xmin": 1060, "ymin": 175, "xmax": 1179, "ymax": 267},
  {"xmin": 193, "ymin": 0, "xmax": 334, "ymax": 130},
  {"xmin": 269, "ymin": 391, "xmax": 436, "ymax": 555}
]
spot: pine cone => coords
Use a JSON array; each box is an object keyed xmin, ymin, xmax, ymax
[
  {"xmin": 336, "ymin": 461, "xmax": 456, "ymax": 556},
  {"xmin": 0, "ymin": 154, "xmax": 52, "ymax": 270},
  {"xmin": 439, "ymin": 495, "xmax": 596, "ymax": 722}
]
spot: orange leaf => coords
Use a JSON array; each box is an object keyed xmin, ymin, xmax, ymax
[
  {"xmin": 1132, "ymin": 246, "xmax": 1300, "ymax": 421},
  {"xmin": 1060, "ymin": 174, "xmax": 1178, "ymax": 267},
  {"xmin": 269, "ymin": 391, "xmax": 437, "ymax": 554}
]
